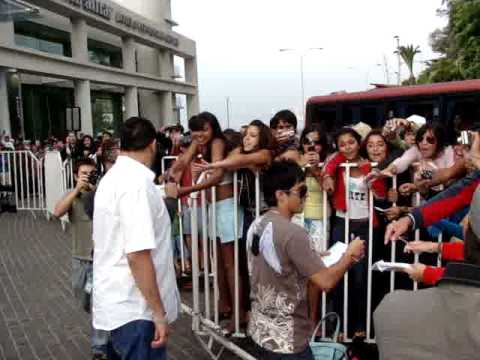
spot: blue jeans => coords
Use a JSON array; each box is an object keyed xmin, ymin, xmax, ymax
[{"xmin": 111, "ymin": 320, "xmax": 167, "ymax": 360}]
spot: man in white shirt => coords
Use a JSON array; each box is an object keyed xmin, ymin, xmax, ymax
[{"xmin": 93, "ymin": 117, "xmax": 180, "ymax": 360}]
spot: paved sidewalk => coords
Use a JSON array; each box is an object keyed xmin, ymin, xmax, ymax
[{"xmin": 0, "ymin": 212, "xmax": 244, "ymax": 360}]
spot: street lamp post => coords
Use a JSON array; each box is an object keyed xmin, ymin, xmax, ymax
[
  {"xmin": 394, "ymin": 35, "xmax": 401, "ymax": 85},
  {"xmin": 279, "ymin": 47, "xmax": 323, "ymax": 121}
]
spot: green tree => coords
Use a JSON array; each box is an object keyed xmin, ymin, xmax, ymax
[
  {"xmin": 420, "ymin": 0, "xmax": 480, "ymax": 83},
  {"xmin": 396, "ymin": 45, "xmax": 421, "ymax": 84}
]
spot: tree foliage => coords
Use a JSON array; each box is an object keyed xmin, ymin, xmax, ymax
[
  {"xmin": 396, "ymin": 45, "xmax": 421, "ymax": 84},
  {"xmin": 419, "ymin": 0, "xmax": 480, "ymax": 83}
]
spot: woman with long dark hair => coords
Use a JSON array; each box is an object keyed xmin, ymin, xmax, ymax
[{"xmin": 165, "ymin": 112, "xmax": 246, "ymax": 332}]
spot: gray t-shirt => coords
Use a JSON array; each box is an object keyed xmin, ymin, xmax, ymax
[
  {"xmin": 247, "ymin": 210, "xmax": 325, "ymax": 354},
  {"xmin": 69, "ymin": 193, "xmax": 93, "ymax": 261}
]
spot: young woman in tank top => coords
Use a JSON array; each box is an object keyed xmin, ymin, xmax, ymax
[
  {"xmin": 195, "ymin": 120, "xmax": 275, "ymax": 319},
  {"xmin": 165, "ymin": 112, "xmax": 245, "ymax": 332}
]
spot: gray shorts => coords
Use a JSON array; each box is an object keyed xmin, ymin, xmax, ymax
[{"xmin": 182, "ymin": 205, "xmax": 205, "ymax": 236}]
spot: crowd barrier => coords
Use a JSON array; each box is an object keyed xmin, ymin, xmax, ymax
[
  {"xmin": 0, "ymin": 150, "xmax": 45, "ymax": 212},
  {"xmin": 174, "ymin": 162, "xmax": 446, "ymax": 359}
]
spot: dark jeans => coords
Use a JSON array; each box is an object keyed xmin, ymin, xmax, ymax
[
  {"xmin": 254, "ymin": 344, "xmax": 314, "ymax": 360},
  {"xmin": 329, "ymin": 216, "xmax": 369, "ymax": 337},
  {"xmin": 111, "ymin": 320, "xmax": 167, "ymax": 360}
]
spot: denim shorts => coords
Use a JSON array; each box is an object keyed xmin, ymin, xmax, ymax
[
  {"xmin": 182, "ymin": 206, "xmax": 204, "ymax": 236},
  {"xmin": 209, "ymin": 197, "xmax": 244, "ymax": 244}
]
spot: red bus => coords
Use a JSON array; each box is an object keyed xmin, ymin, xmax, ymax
[{"xmin": 305, "ymin": 79, "xmax": 480, "ymax": 133}]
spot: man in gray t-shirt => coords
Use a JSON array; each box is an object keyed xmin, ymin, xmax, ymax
[{"xmin": 247, "ymin": 160, "xmax": 365, "ymax": 358}]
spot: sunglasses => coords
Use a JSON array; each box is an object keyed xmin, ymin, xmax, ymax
[
  {"xmin": 283, "ymin": 184, "xmax": 308, "ymax": 199},
  {"xmin": 422, "ymin": 136, "xmax": 436, "ymax": 145}
]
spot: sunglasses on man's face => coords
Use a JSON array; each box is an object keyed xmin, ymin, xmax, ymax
[{"xmin": 284, "ymin": 184, "xmax": 308, "ymax": 199}]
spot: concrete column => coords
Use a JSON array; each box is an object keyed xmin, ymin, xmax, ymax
[
  {"xmin": 187, "ymin": 94, "xmax": 200, "ymax": 119},
  {"xmin": 70, "ymin": 18, "xmax": 88, "ymax": 62},
  {"xmin": 125, "ymin": 86, "xmax": 139, "ymax": 119},
  {"xmin": 159, "ymin": 91, "xmax": 175, "ymax": 125},
  {"xmin": 185, "ymin": 56, "xmax": 199, "ymax": 117},
  {"xmin": 138, "ymin": 90, "xmax": 162, "ymax": 128},
  {"xmin": 0, "ymin": 21, "xmax": 14, "ymax": 46},
  {"xmin": 185, "ymin": 57, "xmax": 198, "ymax": 84},
  {"xmin": 158, "ymin": 49, "xmax": 174, "ymax": 79},
  {"xmin": 122, "ymin": 37, "xmax": 136, "ymax": 72},
  {"xmin": 0, "ymin": 72, "xmax": 11, "ymax": 136},
  {"xmin": 74, "ymin": 79, "xmax": 93, "ymax": 135}
]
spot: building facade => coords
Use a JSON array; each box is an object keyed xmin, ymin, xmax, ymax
[{"xmin": 0, "ymin": 0, "xmax": 199, "ymax": 140}]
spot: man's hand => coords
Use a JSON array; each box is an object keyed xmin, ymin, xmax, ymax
[
  {"xmin": 345, "ymin": 237, "xmax": 365, "ymax": 263},
  {"xmin": 275, "ymin": 130, "xmax": 294, "ymax": 145},
  {"xmin": 75, "ymin": 174, "xmax": 89, "ymax": 192},
  {"xmin": 404, "ymin": 240, "xmax": 440, "ymax": 254},
  {"xmin": 165, "ymin": 182, "xmax": 179, "ymax": 199},
  {"xmin": 152, "ymin": 315, "xmax": 169, "ymax": 348},
  {"xmin": 385, "ymin": 216, "xmax": 412, "ymax": 244},
  {"xmin": 403, "ymin": 263, "xmax": 426, "ymax": 282}
]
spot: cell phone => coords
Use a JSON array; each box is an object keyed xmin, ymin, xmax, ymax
[
  {"xmin": 420, "ymin": 169, "xmax": 433, "ymax": 180},
  {"xmin": 459, "ymin": 130, "xmax": 473, "ymax": 146}
]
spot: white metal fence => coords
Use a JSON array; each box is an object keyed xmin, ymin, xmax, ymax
[
  {"xmin": 178, "ymin": 163, "xmax": 445, "ymax": 359},
  {"xmin": 0, "ymin": 150, "xmax": 74, "ymax": 215},
  {"xmin": 0, "ymin": 150, "xmax": 45, "ymax": 211}
]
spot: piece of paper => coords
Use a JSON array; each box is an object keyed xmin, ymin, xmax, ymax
[
  {"xmin": 322, "ymin": 241, "xmax": 348, "ymax": 267},
  {"xmin": 372, "ymin": 260, "xmax": 412, "ymax": 272}
]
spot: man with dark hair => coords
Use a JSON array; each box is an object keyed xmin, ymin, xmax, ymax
[
  {"xmin": 53, "ymin": 158, "xmax": 109, "ymax": 359},
  {"xmin": 270, "ymin": 110, "xmax": 301, "ymax": 160},
  {"xmin": 375, "ymin": 186, "xmax": 480, "ymax": 360},
  {"xmin": 247, "ymin": 160, "xmax": 365, "ymax": 359},
  {"xmin": 93, "ymin": 117, "xmax": 179, "ymax": 360}
]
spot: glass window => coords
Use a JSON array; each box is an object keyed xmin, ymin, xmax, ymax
[
  {"xmin": 88, "ymin": 39, "xmax": 123, "ymax": 68},
  {"xmin": 14, "ymin": 21, "xmax": 71, "ymax": 57}
]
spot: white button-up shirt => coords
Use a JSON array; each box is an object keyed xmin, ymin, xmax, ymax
[{"xmin": 92, "ymin": 155, "xmax": 180, "ymax": 331}]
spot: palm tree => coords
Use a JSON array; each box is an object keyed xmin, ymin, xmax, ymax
[{"xmin": 395, "ymin": 45, "xmax": 421, "ymax": 84}]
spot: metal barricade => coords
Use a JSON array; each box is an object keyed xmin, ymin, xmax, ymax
[
  {"xmin": 184, "ymin": 161, "xmax": 447, "ymax": 355},
  {"xmin": 0, "ymin": 150, "xmax": 45, "ymax": 212}
]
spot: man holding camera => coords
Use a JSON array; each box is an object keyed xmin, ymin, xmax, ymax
[{"xmin": 53, "ymin": 158, "xmax": 109, "ymax": 359}]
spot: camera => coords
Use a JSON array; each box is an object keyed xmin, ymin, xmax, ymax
[{"xmin": 88, "ymin": 171, "xmax": 99, "ymax": 185}]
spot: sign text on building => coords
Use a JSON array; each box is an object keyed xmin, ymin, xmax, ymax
[{"xmin": 64, "ymin": 0, "xmax": 178, "ymax": 47}]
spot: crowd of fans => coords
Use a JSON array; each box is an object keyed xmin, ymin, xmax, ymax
[
  {"xmin": 10, "ymin": 108, "xmax": 479, "ymax": 359},
  {"xmin": 156, "ymin": 109, "xmax": 479, "ymax": 359}
]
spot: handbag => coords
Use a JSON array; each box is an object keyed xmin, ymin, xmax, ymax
[{"xmin": 310, "ymin": 312, "xmax": 348, "ymax": 360}]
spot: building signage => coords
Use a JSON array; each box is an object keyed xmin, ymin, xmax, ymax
[
  {"xmin": 66, "ymin": 0, "xmax": 113, "ymax": 20},
  {"xmin": 115, "ymin": 13, "xmax": 179, "ymax": 46},
  {"xmin": 64, "ymin": 0, "xmax": 178, "ymax": 46}
]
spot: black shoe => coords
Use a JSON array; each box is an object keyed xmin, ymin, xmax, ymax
[{"xmin": 92, "ymin": 353, "xmax": 108, "ymax": 360}]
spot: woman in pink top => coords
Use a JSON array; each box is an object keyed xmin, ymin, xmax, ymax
[{"xmin": 380, "ymin": 123, "xmax": 455, "ymax": 198}]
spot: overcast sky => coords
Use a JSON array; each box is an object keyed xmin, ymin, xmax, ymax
[{"xmin": 171, "ymin": 0, "xmax": 447, "ymax": 129}]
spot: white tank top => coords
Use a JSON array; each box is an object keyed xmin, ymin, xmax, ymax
[{"xmin": 336, "ymin": 175, "xmax": 369, "ymax": 220}]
